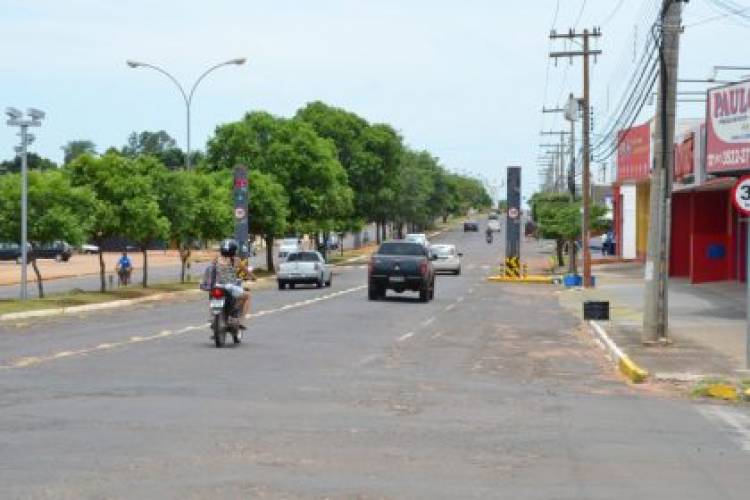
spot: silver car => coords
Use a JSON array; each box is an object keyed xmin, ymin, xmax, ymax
[
  {"xmin": 277, "ymin": 251, "xmax": 333, "ymax": 289},
  {"xmin": 430, "ymin": 244, "xmax": 462, "ymax": 275}
]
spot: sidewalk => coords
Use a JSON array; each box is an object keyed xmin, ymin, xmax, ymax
[{"xmin": 558, "ymin": 260, "xmax": 747, "ymax": 379}]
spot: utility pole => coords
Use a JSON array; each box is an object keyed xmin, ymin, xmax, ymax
[
  {"xmin": 550, "ymin": 27, "xmax": 602, "ymax": 288},
  {"xmin": 541, "ymin": 130, "xmax": 570, "ymax": 193},
  {"xmin": 642, "ymin": 0, "xmax": 684, "ymax": 343}
]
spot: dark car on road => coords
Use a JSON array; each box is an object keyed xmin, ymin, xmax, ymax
[
  {"xmin": 368, "ymin": 241, "xmax": 436, "ymax": 302},
  {"xmin": 0, "ymin": 242, "xmax": 22, "ymax": 263},
  {"xmin": 463, "ymin": 221, "xmax": 479, "ymax": 232},
  {"xmin": 32, "ymin": 241, "xmax": 73, "ymax": 262}
]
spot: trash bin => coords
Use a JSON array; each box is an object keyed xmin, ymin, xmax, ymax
[{"xmin": 583, "ymin": 300, "xmax": 609, "ymax": 320}]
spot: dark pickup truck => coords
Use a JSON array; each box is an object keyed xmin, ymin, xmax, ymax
[{"xmin": 368, "ymin": 241, "xmax": 436, "ymax": 302}]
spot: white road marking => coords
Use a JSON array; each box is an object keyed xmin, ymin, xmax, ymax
[
  {"xmin": 397, "ymin": 332, "xmax": 416, "ymax": 342},
  {"xmin": 357, "ymin": 353, "xmax": 382, "ymax": 366},
  {"xmin": 421, "ymin": 317, "xmax": 435, "ymax": 327},
  {"xmin": 445, "ymin": 304, "xmax": 456, "ymax": 312},
  {"xmin": 456, "ymin": 296, "xmax": 464, "ymax": 303},
  {"xmin": 468, "ymin": 288, "xmax": 475, "ymax": 294},
  {"xmin": 2, "ymin": 285, "xmax": 367, "ymax": 371},
  {"xmin": 698, "ymin": 405, "xmax": 750, "ymax": 452}
]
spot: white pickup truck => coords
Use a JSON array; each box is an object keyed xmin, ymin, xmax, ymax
[{"xmin": 277, "ymin": 251, "xmax": 333, "ymax": 289}]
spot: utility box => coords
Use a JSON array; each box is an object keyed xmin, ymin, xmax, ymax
[{"xmin": 583, "ymin": 300, "xmax": 609, "ymax": 320}]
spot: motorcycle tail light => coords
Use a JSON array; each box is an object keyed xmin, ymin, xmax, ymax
[{"xmin": 210, "ymin": 288, "xmax": 224, "ymax": 299}]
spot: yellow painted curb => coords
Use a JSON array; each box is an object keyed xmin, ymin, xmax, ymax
[
  {"xmin": 618, "ymin": 355, "xmax": 649, "ymax": 384},
  {"xmin": 706, "ymin": 384, "xmax": 739, "ymax": 401},
  {"xmin": 487, "ymin": 275, "xmax": 554, "ymax": 284}
]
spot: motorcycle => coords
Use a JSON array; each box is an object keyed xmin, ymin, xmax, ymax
[
  {"xmin": 486, "ymin": 231, "xmax": 493, "ymax": 244},
  {"xmin": 207, "ymin": 284, "xmax": 242, "ymax": 348}
]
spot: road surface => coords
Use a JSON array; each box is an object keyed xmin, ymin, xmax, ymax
[{"xmin": 1, "ymin": 226, "xmax": 749, "ymax": 499}]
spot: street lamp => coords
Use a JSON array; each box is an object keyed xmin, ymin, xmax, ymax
[
  {"xmin": 6, "ymin": 106, "xmax": 45, "ymax": 300},
  {"xmin": 126, "ymin": 58, "xmax": 247, "ymax": 169}
]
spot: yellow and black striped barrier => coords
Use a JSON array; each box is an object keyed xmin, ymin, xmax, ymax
[
  {"xmin": 504, "ymin": 256, "xmax": 521, "ymax": 278},
  {"xmin": 489, "ymin": 257, "xmax": 553, "ymax": 284}
]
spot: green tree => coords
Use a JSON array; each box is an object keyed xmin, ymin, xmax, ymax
[
  {"xmin": 67, "ymin": 152, "xmax": 170, "ymax": 289},
  {"xmin": 0, "ymin": 153, "xmax": 58, "ymax": 174},
  {"xmin": 122, "ymin": 130, "xmax": 177, "ymax": 157},
  {"xmin": 206, "ymin": 111, "xmax": 353, "ymax": 235},
  {"xmin": 62, "ymin": 140, "xmax": 96, "ymax": 165},
  {"xmin": 0, "ymin": 171, "xmax": 96, "ymax": 297}
]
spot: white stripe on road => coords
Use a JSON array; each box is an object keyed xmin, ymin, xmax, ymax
[
  {"xmin": 421, "ymin": 317, "xmax": 435, "ymax": 327},
  {"xmin": 698, "ymin": 405, "xmax": 750, "ymax": 452},
  {"xmin": 445, "ymin": 304, "xmax": 456, "ymax": 312},
  {"xmin": 397, "ymin": 332, "xmax": 416, "ymax": 342},
  {"xmin": 2, "ymin": 285, "xmax": 367, "ymax": 370}
]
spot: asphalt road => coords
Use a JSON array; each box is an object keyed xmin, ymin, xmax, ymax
[{"xmin": 1, "ymin": 226, "xmax": 749, "ymax": 499}]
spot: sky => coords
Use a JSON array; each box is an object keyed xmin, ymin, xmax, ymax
[{"xmin": 2, "ymin": 0, "xmax": 750, "ymax": 204}]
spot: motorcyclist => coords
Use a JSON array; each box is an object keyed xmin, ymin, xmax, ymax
[
  {"xmin": 201, "ymin": 239, "xmax": 255, "ymax": 328},
  {"xmin": 485, "ymin": 227, "xmax": 493, "ymax": 244},
  {"xmin": 116, "ymin": 251, "xmax": 132, "ymax": 285}
]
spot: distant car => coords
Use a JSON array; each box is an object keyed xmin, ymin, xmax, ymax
[
  {"xmin": 430, "ymin": 244, "xmax": 462, "ymax": 275},
  {"xmin": 80, "ymin": 243, "xmax": 100, "ymax": 254},
  {"xmin": 277, "ymin": 251, "xmax": 332, "ymax": 289},
  {"xmin": 278, "ymin": 237, "xmax": 300, "ymax": 261},
  {"xmin": 33, "ymin": 241, "xmax": 72, "ymax": 262},
  {"xmin": 405, "ymin": 233, "xmax": 430, "ymax": 248},
  {"xmin": 463, "ymin": 221, "xmax": 479, "ymax": 232},
  {"xmin": 368, "ymin": 240, "xmax": 436, "ymax": 302},
  {"xmin": 488, "ymin": 212, "xmax": 499, "ymax": 220},
  {"xmin": 0, "ymin": 242, "xmax": 22, "ymax": 263}
]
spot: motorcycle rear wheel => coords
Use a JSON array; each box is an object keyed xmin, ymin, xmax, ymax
[{"xmin": 213, "ymin": 316, "xmax": 227, "ymax": 348}]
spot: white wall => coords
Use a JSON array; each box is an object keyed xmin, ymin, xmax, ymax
[{"xmin": 620, "ymin": 184, "xmax": 637, "ymax": 260}]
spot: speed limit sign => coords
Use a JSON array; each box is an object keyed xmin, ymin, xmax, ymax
[
  {"xmin": 732, "ymin": 175, "xmax": 750, "ymax": 216},
  {"xmin": 508, "ymin": 207, "xmax": 520, "ymax": 219}
]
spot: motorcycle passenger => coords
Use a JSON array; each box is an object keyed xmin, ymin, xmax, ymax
[
  {"xmin": 205, "ymin": 239, "xmax": 255, "ymax": 328},
  {"xmin": 116, "ymin": 251, "xmax": 132, "ymax": 285}
]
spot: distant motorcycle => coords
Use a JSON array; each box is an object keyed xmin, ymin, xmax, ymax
[
  {"xmin": 486, "ymin": 231, "xmax": 493, "ymax": 244},
  {"xmin": 117, "ymin": 267, "xmax": 132, "ymax": 286},
  {"xmin": 207, "ymin": 284, "xmax": 242, "ymax": 348}
]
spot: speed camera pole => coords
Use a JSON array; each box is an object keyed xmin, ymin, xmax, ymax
[{"xmin": 6, "ymin": 107, "xmax": 45, "ymax": 300}]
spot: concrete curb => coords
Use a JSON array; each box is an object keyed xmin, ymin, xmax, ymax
[
  {"xmin": 487, "ymin": 275, "xmax": 554, "ymax": 284},
  {"xmin": 0, "ymin": 289, "xmax": 203, "ymax": 322},
  {"xmin": 588, "ymin": 320, "xmax": 649, "ymax": 383}
]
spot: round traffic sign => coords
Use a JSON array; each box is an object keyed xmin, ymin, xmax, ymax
[
  {"xmin": 234, "ymin": 207, "xmax": 246, "ymax": 219},
  {"xmin": 508, "ymin": 207, "xmax": 519, "ymax": 219},
  {"xmin": 732, "ymin": 175, "xmax": 750, "ymax": 216}
]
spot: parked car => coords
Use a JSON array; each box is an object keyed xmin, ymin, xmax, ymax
[
  {"xmin": 0, "ymin": 242, "xmax": 22, "ymax": 263},
  {"xmin": 277, "ymin": 251, "xmax": 332, "ymax": 289},
  {"xmin": 32, "ymin": 241, "xmax": 72, "ymax": 262},
  {"xmin": 278, "ymin": 237, "xmax": 300, "ymax": 261},
  {"xmin": 430, "ymin": 244, "xmax": 462, "ymax": 275},
  {"xmin": 80, "ymin": 243, "xmax": 100, "ymax": 254},
  {"xmin": 405, "ymin": 233, "xmax": 430, "ymax": 248},
  {"xmin": 463, "ymin": 221, "xmax": 479, "ymax": 232},
  {"xmin": 368, "ymin": 240, "xmax": 436, "ymax": 302}
]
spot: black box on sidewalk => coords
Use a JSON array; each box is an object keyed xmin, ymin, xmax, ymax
[{"xmin": 583, "ymin": 300, "xmax": 609, "ymax": 320}]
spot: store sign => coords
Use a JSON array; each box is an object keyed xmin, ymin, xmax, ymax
[
  {"xmin": 617, "ymin": 121, "xmax": 651, "ymax": 182},
  {"xmin": 707, "ymin": 80, "xmax": 750, "ymax": 173}
]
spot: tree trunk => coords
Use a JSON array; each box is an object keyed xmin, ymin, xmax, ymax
[
  {"xmin": 142, "ymin": 247, "xmax": 148, "ymax": 288},
  {"xmin": 265, "ymin": 235, "xmax": 275, "ymax": 272},
  {"xmin": 98, "ymin": 248, "xmax": 106, "ymax": 292},
  {"xmin": 381, "ymin": 221, "xmax": 387, "ymax": 242},
  {"xmin": 31, "ymin": 258, "xmax": 44, "ymax": 298},
  {"xmin": 555, "ymin": 239, "xmax": 565, "ymax": 268},
  {"xmin": 180, "ymin": 246, "xmax": 191, "ymax": 283},
  {"xmin": 567, "ymin": 239, "xmax": 578, "ymax": 275},
  {"xmin": 340, "ymin": 233, "xmax": 344, "ymax": 257}
]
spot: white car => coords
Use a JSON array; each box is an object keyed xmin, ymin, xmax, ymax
[
  {"xmin": 278, "ymin": 237, "xmax": 300, "ymax": 261},
  {"xmin": 430, "ymin": 244, "xmax": 462, "ymax": 275},
  {"xmin": 405, "ymin": 233, "xmax": 430, "ymax": 248},
  {"xmin": 277, "ymin": 251, "xmax": 333, "ymax": 289},
  {"xmin": 80, "ymin": 243, "xmax": 100, "ymax": 254}
]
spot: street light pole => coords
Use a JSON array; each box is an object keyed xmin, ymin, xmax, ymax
[
  {"xmin": 126, "ymin": 58, "xmax": 246, "ymax": 169},
  {"xmin": 6, "ymin": 107, "xmax": 44, "ymax": 301}
]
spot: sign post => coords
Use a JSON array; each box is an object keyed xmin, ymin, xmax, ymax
[
  {"xmin": 233, "ymin": 165, "xmax": 250, "ymax": 259},
  {"xmin": 732, "ymin": 175, "xmax": 750, "ymax": 370},
  {"xmin": 505, "ymin": 166, "xmax": 521, "ymax": 260}
]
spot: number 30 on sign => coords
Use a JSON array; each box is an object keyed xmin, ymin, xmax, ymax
[{"xmin": 732, "ymin": 175, "xmax": 750, "ymax": 216}]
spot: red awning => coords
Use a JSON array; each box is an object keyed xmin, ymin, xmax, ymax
[{"xmin": 673, "ymin": 177, "xmax": 735, "ymax": 193}]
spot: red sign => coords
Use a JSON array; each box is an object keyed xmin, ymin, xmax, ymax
[
  {"xmin": 731, "ymin": 175, "xmax": 750, "ymax": 216},
  {"xmin": 674, "ymin": 132, "xmax": 695, "ymax": 180},
  {"xmin": 706, "ymin": 81, "xmax": 750, "ymax": 173},
  {"xmin": 617, "ymin": 121, "xmax": 651, "ymax": 182}
]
